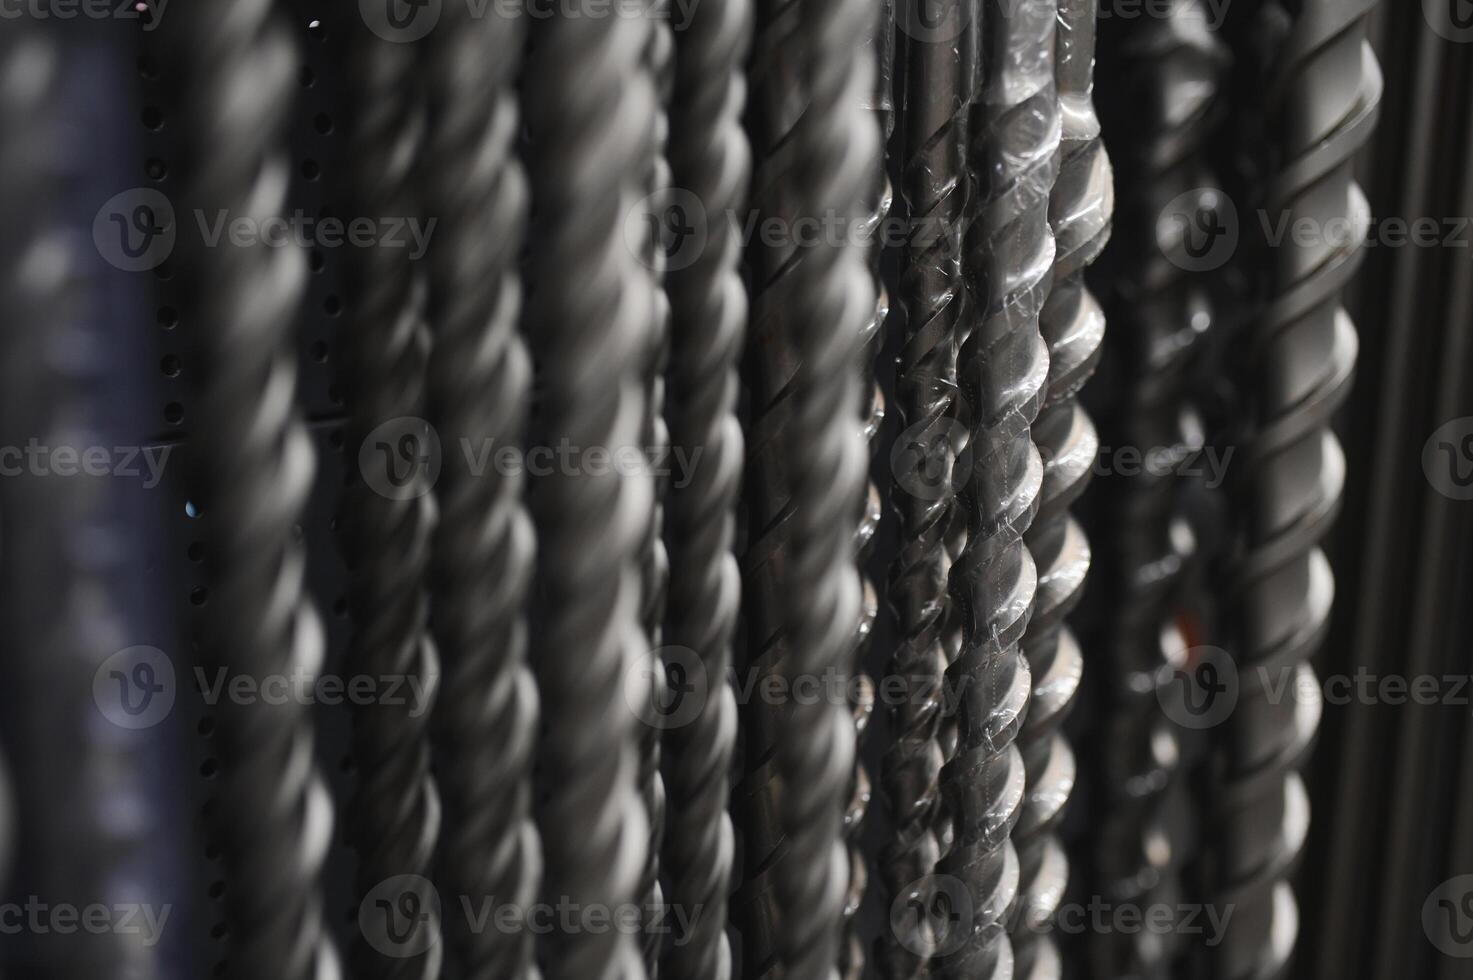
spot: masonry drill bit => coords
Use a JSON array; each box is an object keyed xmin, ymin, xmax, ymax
[
  {"xmin": 1009, "ymin": 1, "xmax": 1109, "ymax": 975},
  {"xmin": 878, "ymin": 6, "xmax": 966, "ymax": 976},
  {"xmin": 938, "ymin": 0, "xmax": 1059, "ymax": 975},
  {"xmin": 639, "ymin": 10, "xmax": 674, "ymax": 972},
  {"xmin": 336, "ymin": 22, "xmax": 443, "ymax": 980},
  {"xmin": 162, "ymin": 4, "xmax": 338, "ymax": 978},
  {"xmin": 524, "ymin": 8, "xmax": 656, "ymax": 980},
  {"xmin": 839, "ymin": 9, "xmax": 895, "ymax": 978},
  {"xmin": 1084, "ymin": 4, "xmax": 1228, "ymax": 975},
  {"xmin": 775, "ymin": 0, "xmax": 878, "ymax": 977},
  {"xmin": 1213, "ymin": 1, "xmax": 1379, "ymax": 977},
  {"xmin": 419, "ymin": 6, "xmax": 541, "ymax": 980},
  {"xmin": 733, "ymin": 0, "xmax": 812, "ymax": 970},
  {"xmin": 731, "ymin": 0, "xmax": 877, "ymax": 973},
  {"xmin": 657, "ymin": 0, "xmax": 751, "ymax": 974}
]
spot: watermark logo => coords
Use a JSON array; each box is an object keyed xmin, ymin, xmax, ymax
[
  {"xmin": 624, "ymin": 645, "xmax": 708, "ymax": 730},
  {"xmin": 896, "ymin": 0, "xmax": 972, "ymax": 42},
  {"xmin": 359, "ymin": 417, "xmax": 442, "ymax": 501},
  {"xmin": 1156, "ymin": 645, "xmax": 1237, "ymax": 730},
  {"xmin": 890, "ymin": 874, "xmax": 972, "ymax": 958},
  {"xmin": 626, "ymin": 188, "xmax": 709, "ymax": 274},
  {"xmin": 361, "ymin": 0, "xmax": 442, "ymax": 40},
  {"xmin": 890, "ymin": 414, "xmax": 969, "ymax": 502},
  {"xmin": 93, "ymin": 645, "xmax": 176, "ymax": 730},
  {"xmin": 1424, "ymin": 417, "xmax": 1473, "ymax": 501},
  {"xmin": 1158, "ymin": 187, "xmax": 1238, "ymax": 272},
  {"xmin": 360, "ymin": 875, "xmax": 442, "ymax": 958},
  {"xmin": 93, "ymin": 188, "xmax": 175, "ymax": 273},
  {"xmin": 1426, "ymin": 0, "xmax": 1473, "ymax": 43},
  {"xmin": 1424, "ymin": 875, "xmax": 1473, "ymax": 957}
]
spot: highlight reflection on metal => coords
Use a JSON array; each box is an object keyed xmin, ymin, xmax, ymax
[
  {"xmin": 523, "ymin": 6, "xmax": 657, "ymax": 980},
  {"xmin": 419, "ymin": 1, "xmax": 541, "ymax": 978},
  {"xmin": 938, "ymin": 0, "xmax": 1059, "ymax": 976},
  {"xmin": 658, "ymin": 0, "xmax": 750, "ymax": 973},
  {"xmin": 165, "ymin": 2, "xmax": 341, "ymax": 977},
  {"xmin": 1212, "ymin": 1, "xmax": 1380, "ymax": 977}
]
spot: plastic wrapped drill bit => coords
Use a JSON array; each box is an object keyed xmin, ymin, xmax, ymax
[
  {"xmin": 158, "ymin": 3, "xmax": 340, "ymax": 978},
  {"xmin": 1009, "ymin": 0, "xmax": 1110, "ymax": 975},
  {"xmin": 933, "ymin": 0, "xmax": 1058, "ymax": 975},
  {"xmin": 522, "ymin": 6, "xmax": 657, "ymax": 980},
  {"xmin": 334, "ymin": 19, "xmax": 443, "ymax": 980},
  {"xmin": 417, "ymin": 4, "xmax": 542, "ymax": 980},
  {"xmin": 1211, "ymin": 0, "xmax": 1381, "ymax": 976},
  {"xmin": 1080, "ymin": 2, "xmax": 1229, "ymax": 976},
  {"xmin": 658, "ymin": 0, "xmax": 751, "ymax": 973},
  {"xmin": 879, "ymin": 1, "xmax": 965, "ymax": 974},
  {"xmin": 840, "ymin": 9, "xmax": 896, "ymax": 978}
]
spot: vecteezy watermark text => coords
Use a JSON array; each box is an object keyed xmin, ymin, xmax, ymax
[
  {"xmin": 0, "ymin": 441, "xmax": 171, "ymax": 488},
  {"xmin": 0, "ymin": 0, "xmax": 164, "ymax": 28},
  {"xmin": 194, "ymin": 210, "xmax": 436, "ymax": 260},
  {"xmin": 0, "ymin": 898, "xmax": 171, "ymax": 946},
  {"xmin": 93, "ymin": 188, "xmax": 437, "ymax": 272},
  {"xmin": 358, "ymin": 416, "xmax": 701, "ymax": 501},
  {"xmin": 358, "ymin": 874, "xmax": 706, "ymax": 958},
  {"xmin": 194, "ymin": 667, "xmax": 436, "ymax": 718},
  {"xmin": 360, "ymin": 0, "xmax": 702, "ymax": 43},
  {"xmin": 92, "ymin": 645, "xmax": 438, "ymax": 729},
  {"xmin": 888, "ymin": 873, "xmax": 1234, "ymax": 959}
]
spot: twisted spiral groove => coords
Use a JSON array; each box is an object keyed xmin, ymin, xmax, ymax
[
  {"xmin": 523, "ymin": 9, "xmax": 657, "ymax": 980},
  {"xmin": 639, "ymin": 10, "xmax": 673, "ymax": 973},
  {"xmin": 776, "ymin": 0, "xmax": 878, "ymax": 977},
  {"xmin": 937, "ymin": 0, "xmax": 1058, "ymax": 975},
  {"xmin": 1084, "ymin": 3, "xmax": 1229, "ymax": 975},
  {"xmin": 1010, "ymin": 1, "xmax": 1110, "ymax": 975},
  {"xmin": 878, "ymin": 7, "xmax": 966, "ymax": 976},
  {"xmin": 1213, "ymin": 2, "xmax": 1379, "ymax": 977},
  {"xmin": 840, "ymin": 10, "xmax": 895, "ymax": 978},
  {"xmin": 419, "ymin": 3, "xmax": 541, "ymax": 979},
  {"xmin": 658, "ymin": 0, "xmax": 751, "ymax": 974},
  {"xmin": 732, "ymin": 0, "xmax": 877, "ymax": 974},
  {"xmin": 338, "ymin": 24, "xmax": 443, "ymax": 980},
  {"xmin": 164, "ymin": 4, "xmax": 338, "ymax": 978}
]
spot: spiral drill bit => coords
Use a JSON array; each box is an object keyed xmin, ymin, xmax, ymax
[
  {"xmin": 419, "ymin": 6, "xmax": 541, "ymax": 980},
  {"xmin": 639, "ymin": 9, "xmax": 674, "ymax": 971},
  {"xmin": 1083, "ymin": 4, "xmax": 1228, "ymax": 976},
  {"xmin": 938, "ymin": 0, "xmax": 1058, "ymax": 975},
  {"xmin": 769, "ymin": 0, "xmax": 878, "ymax": 975},
  {"xmin": 523, "ymin": 8, "xmax": 656, "ymax": 980},
  {"xmin": 839, "ymin": 10, "xmax": 894, "ymax": 978},
  {"xmin": 733, "ymin": 0, "xmax": 877, "ymax": 973},
  {"xmin": 878, "ymin": 7, "xmax": 965, "ymax": 976},
  {"xmin": 338, "ymin": 23, "xmax": 442, "ymax": 980},
  {"xmin": 1009, "ymin": 1, "xmax": 1108, "ymax": 974},
  {"xmin": 1212, "ymin": 2, "xmax": 1379, "ymax": 977},
  {"xmin": 162, "ymin": 4, "xmax": 339, "ymax": 978},
  {"xmin": 658, "ymin": 0, "xmax": 751, "ymax": 974}
]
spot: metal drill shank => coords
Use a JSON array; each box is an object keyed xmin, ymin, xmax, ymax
[
  {"xmin": 420, "ymin": 2, "xmax": 541, "ymax": 978},
  {"xmin": 1215, "ymin": 1, "xmax": 1380, "ymax": 976},
  {"xmin": 165, "ymin": 3, "xmax": 339, "ymax": 977}
]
